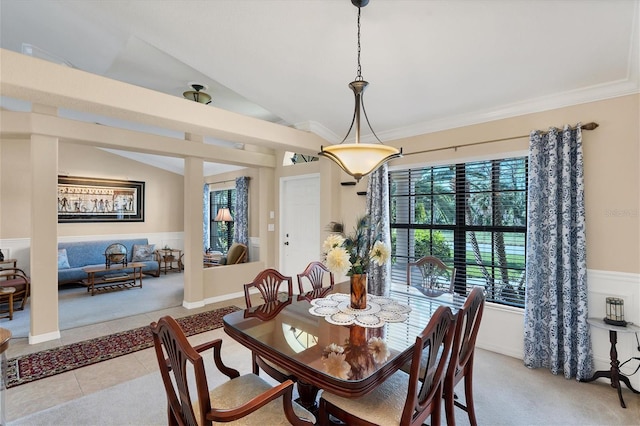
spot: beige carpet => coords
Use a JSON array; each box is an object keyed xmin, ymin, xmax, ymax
[{"xmin": 9, "ymin": 329, "xmax": 639, "ymax": 426}]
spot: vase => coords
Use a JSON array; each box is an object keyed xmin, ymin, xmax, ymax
[{"xmin": 350, "ymin": 273, "xmax": 367, "ymax": 309}]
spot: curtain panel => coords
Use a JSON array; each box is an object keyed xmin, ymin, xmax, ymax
[
  {"xmin": 523, "ymin": 124, "xmax": 592, "ymax": 380},
  {"xmin": 234, "ymin": 177, "xmax": 249, "ymax": 259},
  {"xmin": 203, "ymin": 183, "xmax": 210, "ymax": 252},
  {"xmin": 366, "ymin": 163, "xmax": 391, "ymax": 297}
]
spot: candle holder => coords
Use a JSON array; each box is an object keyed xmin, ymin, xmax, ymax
[{"xmin": 604, "ymin": 297, "xmax": 627, "ymax": 327}]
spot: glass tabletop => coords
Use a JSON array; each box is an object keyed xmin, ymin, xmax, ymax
[{"xmin": 223, "ymin": 282, "xmax": 466, "ymax": 389}]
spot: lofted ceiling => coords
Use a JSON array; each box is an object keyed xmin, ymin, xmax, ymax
[{"xmin": 1, "ymin": 0, "xmax": 638, "ymax": 175}]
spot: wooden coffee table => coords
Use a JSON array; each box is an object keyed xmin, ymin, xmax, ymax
[{"xmin": 82, "ymin": 262, "xmax": 144, "ymax": 296}]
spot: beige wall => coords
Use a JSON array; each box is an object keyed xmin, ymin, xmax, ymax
[
  {"xmin": 0, "ymin": 139, "xmax": 184, "ymax": 239},
  {"xmin": 386, "ymin": 94, "xmax": 640, "ymax": 274}
]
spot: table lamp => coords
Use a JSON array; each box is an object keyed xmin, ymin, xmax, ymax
[{"xmin": 604, "ymin": 297, "xmax": 627, "ymax": 327}]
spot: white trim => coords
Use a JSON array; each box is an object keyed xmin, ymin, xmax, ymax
[
  {"xmin": 29, "ymin": 330, "xmax": 61, "ymax": 345},
  {"xmin": 203, "ymin": 291, "xmax": 245, "ymax": 306},
  {"xmin": 182, "ymin": 300, "xmax": 205, "ymax": 309}
]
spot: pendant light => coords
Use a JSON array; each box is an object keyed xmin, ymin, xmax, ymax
[{"xmin": 319, "ymin": 0, "xmax": 402, "ymax": 182}]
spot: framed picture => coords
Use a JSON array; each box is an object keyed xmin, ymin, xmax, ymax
[{"xmin": 58, "ymin": 176, "xmax": 145, "ymax": 223}]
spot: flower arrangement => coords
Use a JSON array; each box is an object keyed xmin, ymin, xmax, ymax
[
  {"xmin": 322, "ymin": 216, "xmax": 391, "ymax": 277},
  {"xmin": 322, "ymin": 326, "xmax": 390, "ymax": 380}
]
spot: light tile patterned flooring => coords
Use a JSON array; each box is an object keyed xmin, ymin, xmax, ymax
[{"xmin": 5, "ymin": 297, "xmax": 247, "ymax": 423}]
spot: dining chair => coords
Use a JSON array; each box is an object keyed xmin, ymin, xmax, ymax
[
  {"xmin": 243, "ymin": 268, "xmax": 296, "ymax": 383},
  {"xmin": 444, "ymin": 286, "xmax": 485, "ymax": 426},
  {"xmin": 318, "ymin": 305, "xmax": 456, "ymax": 426},
  {"xmin": 406, "ymin": 256, "xmax": 456, "ymax": 297},
  {"xmin": 149, "ymin": 315, "xmax": 315, "ymax": 425},
  {"xmin": 296, "ymin": 261, "xmax": 334, "ymax": 294}
]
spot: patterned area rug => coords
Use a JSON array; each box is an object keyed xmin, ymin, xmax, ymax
[{"xmin": 6, "ymin": 305, "xmax": 240, "ymax": 388}]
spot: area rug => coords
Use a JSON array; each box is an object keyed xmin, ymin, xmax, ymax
[{"xmin": 6, "ymin": 305, "xmax": 241, "ymax": 388}]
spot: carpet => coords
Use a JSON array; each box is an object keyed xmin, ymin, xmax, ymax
[{"xmin": 6, "ymin": 305, "xmax": 241, "ymax": 388}]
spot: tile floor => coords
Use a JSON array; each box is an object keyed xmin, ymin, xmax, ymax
[{"xmin": 4, "ymin": 297, "xmax": 247, "ymax": 423}]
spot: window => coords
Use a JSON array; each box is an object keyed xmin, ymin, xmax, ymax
[
  {"xmin": 210, "ymin": 189, "xmax": 236, "ymax": 252},
  {"xmin": 389, "ymin": 157, "xmax": 527, "ymax": 307}
]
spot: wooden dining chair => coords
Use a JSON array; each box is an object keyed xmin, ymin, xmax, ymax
[
  {"xmin": 318, "ymin": 305, "xmax": 456, "ymax": 426},
  {"xmin": 150, "ymin": 315, "xmax": 315, "ymax": 425},
  {"xmin": 296, "ymin": 261, "xmax": 334, "ymax": 294},
  {"xmin": 243, "ymin": 268, "xmax": 296, "ymax": 383},
  {"xmin": 407, "ymin": 256, "xmax": 456, "ymax": 297},
  {"xmin": 444, "ymin": 286, "xmax": 485, "ymax": 426}
]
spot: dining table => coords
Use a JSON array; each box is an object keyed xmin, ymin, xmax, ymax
[{"xmin": 223, "ymin": 281, "xmax": 466, "ymax": 414}]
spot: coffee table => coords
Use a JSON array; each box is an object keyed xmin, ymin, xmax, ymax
[{"xmin": 82, "ymin": 262, "xmax": 144, "ymax": 296}]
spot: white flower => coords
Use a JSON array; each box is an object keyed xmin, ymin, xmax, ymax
[
  {"xmin": 368, "ymin": 337, "xmax": 390, "ymax": 364},
  {"xmin": 325, "ymin": 247, "xmax": 351, "ymax": 276},
  {"xmin": 323, "ymin": 234, "xmax": 346, "ymax": 253},
  {"xmin": 325, "ymin": 343, "xmax": 344, "ymax": 355},
  {"xmin": 369, "ymin": 240, "xmax": 390, "ymax": 266},
  {"xmin": 323, "ymin": 351, "xmax": 351, "ymax": 380}
]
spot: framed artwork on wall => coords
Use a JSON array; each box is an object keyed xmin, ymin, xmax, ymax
[{"xmin": 57, "ymin": 176, "xmax": 145, "ymax": 223}]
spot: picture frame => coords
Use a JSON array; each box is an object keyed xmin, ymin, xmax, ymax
[{"xmin": 58, "ymin": 176, "xmax": 145, "ymax": 223}]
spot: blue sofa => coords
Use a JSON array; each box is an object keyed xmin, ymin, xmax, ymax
[{"xmin": 57, "ymin": 238, "xmax": 161, "ymax": 285}]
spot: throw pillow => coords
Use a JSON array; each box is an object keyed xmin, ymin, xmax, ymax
[
  {"xmin": 132, "ymin": 244, "xmax": 155, "ymax": 262},
  {"xmin": 57, "ymin": 248, "xmax": 71, "ymax": 269}
]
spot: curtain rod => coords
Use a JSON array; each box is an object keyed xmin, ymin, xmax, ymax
[
  {"xmin": 209, "ymin": 177, "xmax": 251, "ymax": 185},
  {"xmin": 405, "ymin": 122, "xmax": 598, "ymax": 157}
]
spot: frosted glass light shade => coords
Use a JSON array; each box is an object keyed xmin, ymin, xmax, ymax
[{"xmin": 320, "ymin": 143, "xmax": 402, "ymax": 182}]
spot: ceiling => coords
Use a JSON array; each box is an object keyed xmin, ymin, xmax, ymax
[{"xmin": 1, "ymin": 0, "xmax": 638, "ymax": 175}]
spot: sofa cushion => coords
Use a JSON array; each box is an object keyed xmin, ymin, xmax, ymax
[
  {"xmin": 132, "ymin": 244, "xmax": 155, "ymax": 262},
  {"xmin": 57, "ymin": 249, "xmax": 71, "ymax": 269}
]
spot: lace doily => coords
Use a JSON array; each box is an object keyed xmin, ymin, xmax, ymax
[{"xmin": 309, "ymin": 293, "xmax": 411, "ymax": 328}]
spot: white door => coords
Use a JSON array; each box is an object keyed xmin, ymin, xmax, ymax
[{"xmin": 280, "ymin": 174, "xmax": 321, "ymax": 287}]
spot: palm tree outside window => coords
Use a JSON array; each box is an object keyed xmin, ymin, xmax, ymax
[{"xmin": 210, "ymin": 189, "xmax": 236, "ymax": 252}]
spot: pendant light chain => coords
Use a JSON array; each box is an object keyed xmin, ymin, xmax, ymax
[{"xmin": 355, "ymin": 6, "xmax": 363, "ymax": 81}]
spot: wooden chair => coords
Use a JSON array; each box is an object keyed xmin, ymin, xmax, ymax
[
  {"xmin": 318, "ymin": 305, "xmax": 456, "ymax": 426},
  {"xmin": 444, "ymin": 287, "xmax": 485, "ymax": 426},
  {"xmin": 243, "ymin": 268, "xmax": 296, "ymax": 383},
  {"xmin": 297, "ymin": 261, "xmax": 334, "ymax": 294},
  {"xmin": 407, "ymin": 256, "xmax": 456, "ymax": 297},
  {"xmin": 150, "ymin": 315, "xmax": 315, "ymax": 425},
  {"xmin": 0, "ymin": 267, "xmax": 30, "ymax": 314}
]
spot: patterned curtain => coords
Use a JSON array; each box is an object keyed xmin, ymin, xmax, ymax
[
  {"xmin": 523, "ymin": 124, "xmax": 592, "ymax": 380},
  {"xmin": 203, "ymin": 183, "xmax": 210, "ymax": 252},
  {"xmin": 234, "ymin": 176, "xmax": 249, "ymax": 259},
  {"xmin": 366, "ymin": 163, "xmax": 391, "ymax": 297}
]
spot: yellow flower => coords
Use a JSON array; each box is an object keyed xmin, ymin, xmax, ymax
[
  {"xmin": 325, "ymin": 247, "xmax": 351, "ymax": 276},
  {"xmin": 323, "ymin": 234, "xmax": 346, "ymax": 252},
  {"xmin": 323, "ymin": 351, "xmax": 351, "ymax": 380},
  {"xmin": 368, "ymin": 337, "xmax": 390, "ymax": 364},
  {"xmin": 370, "ymin": 240, "xmax": 390, "ymax": 266}
]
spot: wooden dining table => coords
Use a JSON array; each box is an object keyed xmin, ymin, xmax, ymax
[{"xmin": 223, "ymin": 281, "xmax": 466, "ymax": 413}]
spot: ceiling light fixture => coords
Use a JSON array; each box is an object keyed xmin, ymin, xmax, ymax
[
  {"xmin": 318, "ymin": 0, "xmax": 402, "ymax": 182},
  {"xmin": 183, "ymin": 83, "xmax": 212, "ymax": 105}
]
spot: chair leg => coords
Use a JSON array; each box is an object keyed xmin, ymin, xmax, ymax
[
  {"xmin": 444, "ymin": 382, "xmax": 456, "ymax": 426},
  {"xmin": 463, "ymin": 364, "xmax": 478, "ymax": 426},
  {"xmin": 251, "ymin": 352, "xmax": 260, "ymax": 375}
]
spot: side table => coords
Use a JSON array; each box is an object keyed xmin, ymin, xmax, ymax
[
  {"xmin": 158, "ymin": 249, "xmax": 183, "ymax": 274},
  {"xmin": 581, "ymin": 317, "xmax": 640, "ymax": 408}
]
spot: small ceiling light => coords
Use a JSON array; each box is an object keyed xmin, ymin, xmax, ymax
[
  {"xmin": 319, "ymin": 0, "xmax": 402, "ymax": 182},
  {"xmin": 183, "ymin": 83, "xmax": 212, "ymax": 105}
]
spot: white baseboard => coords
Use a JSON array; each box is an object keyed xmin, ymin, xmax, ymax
[{"xmin": 29, "ymin": 330, "xmax": 61, "ymax": 345}]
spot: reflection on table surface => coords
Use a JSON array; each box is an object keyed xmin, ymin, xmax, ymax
[{"xmin": 224, "ymin": 281, "xmax": 466, "ymax": 386}]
